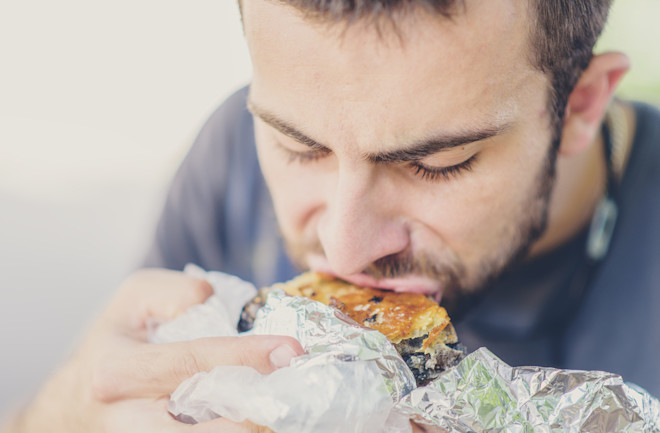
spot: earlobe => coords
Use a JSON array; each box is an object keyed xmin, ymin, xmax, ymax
[{"xmin": 559, "ymin": 52, "xmax": 630, "ymax": 156}]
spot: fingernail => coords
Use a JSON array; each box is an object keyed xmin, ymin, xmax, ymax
[{"xmin": 269, "ymin": 344, "xmax": 297, "ymax": 368}]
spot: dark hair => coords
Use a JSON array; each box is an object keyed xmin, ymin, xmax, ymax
[{"xmin": 249, "ymin": 0, "xmax": 612, "ymax": 145}]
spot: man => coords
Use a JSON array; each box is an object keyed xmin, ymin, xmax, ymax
[{"xmin": 4, "ymin": 0, "xmax": 659, "ymax": 432}]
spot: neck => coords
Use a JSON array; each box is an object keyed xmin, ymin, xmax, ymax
[
  {"xmin": 528, "ymin": 129, "xmax": 608, "ymax": 258},
  {"xmin": 530, "ymin": 101, "xmax": 636, "ymax": 258}
]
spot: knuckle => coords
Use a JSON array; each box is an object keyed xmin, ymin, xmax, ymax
[
  {"xmin": 187, "ymin": 278, "xmax": 214, "ymax": 303},
  {"xmin": 174, "ymin": 344, "xmax": 204, "ymax": 380},
  {"xmin": 235, "ymin": 341, "xmax": 257, "ymax": 367},
  {"xmin": 236, "ymin": 338, "xmax": 268, "ymax": 371}
]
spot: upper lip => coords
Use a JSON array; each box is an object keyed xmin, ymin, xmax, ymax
[
  {"xmin": 308, "ymin": 258, "xmax": 442, "ymax": 296},
  {"xmin": 336, "ymin": 273, "xmax": 442, "ymax": 295}
]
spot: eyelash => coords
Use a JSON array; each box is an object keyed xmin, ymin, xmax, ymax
[
  {"xmin": 278, "ymin": 145, "xmax": 330, "ymax": 164},
  {"xmin": 410, "ymin": 154, "xmax": 478, "ymax": 182},
  {"xmin": 277, "ymin": 142, "xmax": 477, "ymax": 182}
]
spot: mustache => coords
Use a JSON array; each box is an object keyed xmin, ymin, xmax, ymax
[
  {"xmin": 286, "ymin": 236, "xmax": 467, "ymax": 309},
  {"xmin": 292, "ymin": 236, "xmax": 462, "ymax": 284},
  {"xmin": 286, "ymin": 238, "xmax": 465, "ymax": 290},
  {"xmin": 363, "ymin": 250, "xmax": 463, "ymax": 286}
]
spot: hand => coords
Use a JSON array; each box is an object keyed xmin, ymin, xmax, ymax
[{"xmin": 3, "ymin": 269, "xmax": 303, "ymax": 433}]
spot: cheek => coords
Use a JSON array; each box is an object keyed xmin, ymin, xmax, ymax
[
  {"xmin": 255, "ymin": 127, "xmax": 328, "ymax": 238},
  {"xmin": 407, "ymin": 139, "xmax": 548, "ymax": 256}
]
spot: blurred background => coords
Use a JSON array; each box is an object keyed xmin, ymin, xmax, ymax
[{"xmin": 1, "ymin": 0, "xmax": 659, "ymax": 415}]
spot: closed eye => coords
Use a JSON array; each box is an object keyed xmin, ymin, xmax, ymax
[
  {"xmin": 274, "ymin": 133, "xmax": 478, "ymax": 183},
  {"xmin": 276, "ymin": 140, "xmax": 332, "ymax": 163},
  {"xmin": 409, "ymin": 154, "xmax": 478, "ymax": 182}
]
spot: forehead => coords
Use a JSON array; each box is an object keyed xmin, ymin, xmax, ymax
[{"xmin": 243, "ymin": 0, "xmax": 546, "ymax": 149}]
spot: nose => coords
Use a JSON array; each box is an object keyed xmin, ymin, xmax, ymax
[{"xmin": 317, "ymin": 167, "xmax": 410, "ymax": 276}]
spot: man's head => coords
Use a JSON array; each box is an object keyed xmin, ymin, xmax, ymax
[{"xmin": 241, "ymin": 0, "xmax": 627, "ymax": 314}]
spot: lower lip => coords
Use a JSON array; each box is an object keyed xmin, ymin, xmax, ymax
[{"xmin": 343, "ymin": 275, "xmax": 442, "ymax": 295}]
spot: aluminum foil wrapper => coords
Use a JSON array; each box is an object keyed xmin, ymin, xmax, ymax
[
  {"xmin": 154, "ymin": 267, "xmax": 659, "ymax": 432},
  {"xmin": 395, "ymin": 347, "xmax": 660, "ymax": 432},
  {"xmin": 251, "ymin": 289, "xmax": 416, "ymax": 402}
]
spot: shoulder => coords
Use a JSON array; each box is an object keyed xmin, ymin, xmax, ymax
[
  {"xmin": 628, "ymin": 101, "xmax": 660, "ymax": 168},
  {"xmin": 193, "ymin": 86, "xmax": 253, "ymax": 157},
  {"xmin": 205, "ymin": 86, "xmax": 251, "ymax": 132},
  {"xmin": 631, "ymin": 100, "xmax": 660, "ymax": 135},
  {"xmin": 563, "ymin": 102, "xmax": 660, "ymax": 395},
  {"xmin": 174, "ymin": 86, "xmax": 256, "ymax": 194}
]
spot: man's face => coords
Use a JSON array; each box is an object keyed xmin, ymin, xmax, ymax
[{"xmin": 243, "ymin": 0, "xmax": 556, "ymax": 310}]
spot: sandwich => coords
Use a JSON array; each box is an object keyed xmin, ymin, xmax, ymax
[{"xmin": 239, "ymin": 272, "xmax": 466, "ymax": 386}]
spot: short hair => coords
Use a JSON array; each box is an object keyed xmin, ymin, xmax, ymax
[{"xmin": 244, "ymin": 0, "xmax": 612, "ymax": 145}]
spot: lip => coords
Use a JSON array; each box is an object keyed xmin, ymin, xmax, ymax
[{"xmin": 307, "ymin": 255, "xmax": 443, "ymax": 298}]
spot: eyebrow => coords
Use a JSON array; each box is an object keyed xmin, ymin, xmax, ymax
[
  {"xmin": 248, "ymin": 100, "xmax": 328, "ymax": 151},
  {"xmin": 248, "ymin": 99, "xmax": 512, "ymax": 162},
  {"xmin": 368, "ymin": 123, "xmax": 511, "ymax": 163}
]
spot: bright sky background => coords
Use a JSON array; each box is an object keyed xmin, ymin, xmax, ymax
[{"xmin": 0, "ymin": 0, "xmax": 658, "ymax": 415}]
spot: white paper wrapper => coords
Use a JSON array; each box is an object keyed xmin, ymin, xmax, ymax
[
  {"xmin": 150, "ymin": 264, "xmax": 257, "ymax": 342},
  {"xmin": 152, "ymin": 267, "xmax": 660, "ymax": 433},
  {"xmin": 168, "ymin": 355, "xmax": 395, "ymax": 432}
]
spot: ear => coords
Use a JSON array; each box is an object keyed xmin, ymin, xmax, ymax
[{"xmin": 559, "ymin": 52, "xmax": 630, "ymax": 156}]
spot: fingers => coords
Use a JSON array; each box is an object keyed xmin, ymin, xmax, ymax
[
  {"xmin": 192, "ymin": 418, "xmax": 275, "ymax": 433},
  {"xmin": 92, "ymin": 335, "xmax": 304, "ymax": 402},
  {"xmin": 107, "ymin": 269, "xmax": 214, "ymax": 329}
]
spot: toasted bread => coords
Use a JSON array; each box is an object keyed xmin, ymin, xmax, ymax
[{"xmin": 239, "ymin": 272, "xmax": 465, "ymax": 386}]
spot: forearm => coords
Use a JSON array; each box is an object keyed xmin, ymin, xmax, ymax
[
  {"xmin": 2, "ymin": 361, "xmax": 83, "ymax": 433},
  {"xmin": 1, "ymin": 411, "xmax": 23, "ymax": 433}
]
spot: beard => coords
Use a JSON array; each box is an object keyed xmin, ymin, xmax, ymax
[{"xmin": 283, "ymin": 141, "xmax": 559, "ymax": 320}]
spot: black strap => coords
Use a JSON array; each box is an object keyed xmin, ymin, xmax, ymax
[{"xmin": 600, "ymin": 119, "xmax": 620, "ymax": 203}]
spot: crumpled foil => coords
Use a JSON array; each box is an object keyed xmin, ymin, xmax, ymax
[
  {"xmin": 154, "ymin": 267, "xmax": 660, "ymax": 432},
  {"xmin": 252, "ymin": 289, "xmax": 416, "ymax": 402},
  {"xmin": 396, "ymin": 347, "xmax": 660, "ymax": 432}
]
